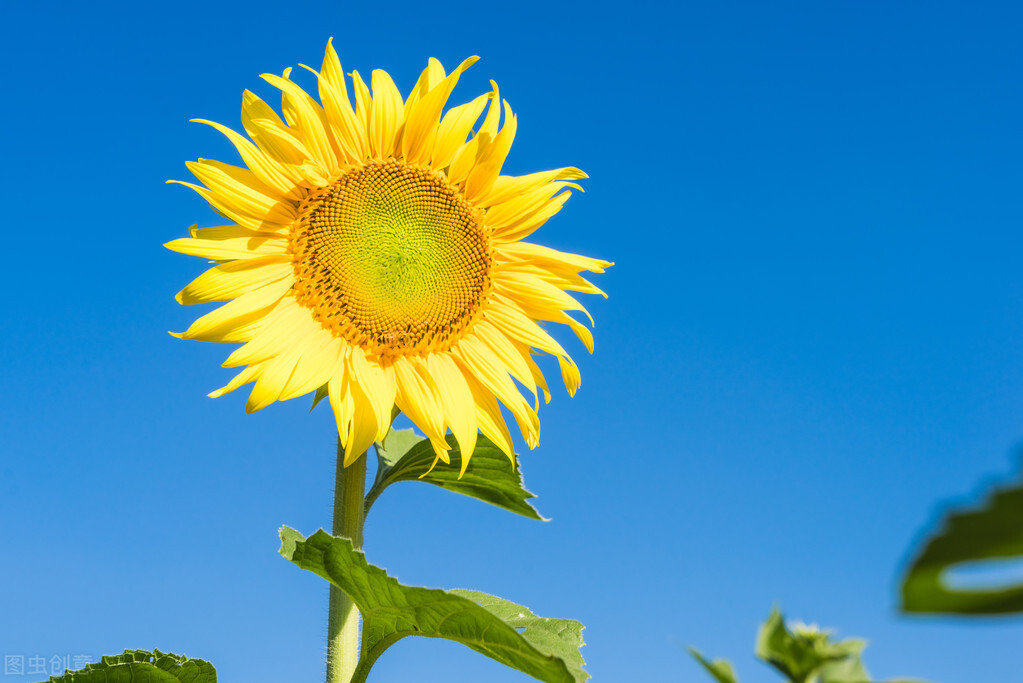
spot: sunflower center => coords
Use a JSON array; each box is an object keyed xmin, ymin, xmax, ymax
[{"xmin": 291, "ymin": 161, "xmax": 491, "ymax": 360}]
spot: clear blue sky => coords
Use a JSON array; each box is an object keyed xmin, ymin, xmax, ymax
[{"xmin": 3, "ymin": 1, "xmax": 1022, "ymax": 681}]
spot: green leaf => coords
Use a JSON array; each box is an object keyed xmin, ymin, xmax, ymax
[
  {"xmin": 365, "ymin": 429, "xmax": 544, "ymax": 520},
  {"xmin": 819, "ymin": 649, "xmax": 871, "ymax": 683},
  {"xmin": 901, "ymin": 471, "xmax": 1023, "ymax": 614},
  {"xmin": 38, "ymin": 649, "xmax": 215, "ymax": 683},
  {"xmin": 279, "ymin": 527, "xmax": 586, "ymax": 683},
  {"xmin": 687, "ymin": 647, "xmax": 740, "ymax": 683},
  {"xmin": 452, "ymin": 590, "xmax": 587, "ymax": 683},
  {"xmin": 310, "ymin": 384, "xmax": 329, "ymax": 412},
  {"xmin": 755, "ymin": 608, "xmax": 867, "ymax": 683}
]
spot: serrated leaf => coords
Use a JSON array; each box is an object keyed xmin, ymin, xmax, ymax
[
  {"xmin": 901, "ymin": 471, "xmax": 1023, "ymax": 614},
  {"xmin": 451, "ymin": 590, "xmax": 587, "ymax": 683},
  {"xmin": 38, "ymin": 649, "xmax": 215, "ymax": 683},
  {"xmin": 688, "ymin": 647, "xmax": 740, "ymax": 683},
  {"xmin": 365, "ymin": 429, "xmax": 544, "ymax": 520},
  {"xmin": 279, "ymin": 527, "xmax": 586, "ymax": 683},
  {"xmin": 755, "ymin": 608, "xmax": 867, "ymax": 683}
]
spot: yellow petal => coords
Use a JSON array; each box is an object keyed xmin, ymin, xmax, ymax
[
  {"xmin": 557, "ymin": 354, "xmax": 581, "ymax": 396},
  {"xmin": 299, "ymin": 58, "xmax": 367, "ymax": 163},
  {"xmin": 484, "ymin": 298, "xmax": 571, "ymax": 360},
  {"xmin": 222, "ymin": 297, "xmax": 316, "ymax": 367},
  {"xmin": 425, "ymin": 353, "xmax": 477, "ymax": 470},
  {"xmin": 402, "ymin": 57, "xmax": 444, "ymax": 122},
  {"xmin": 496, "ymin": 241, "xmax": 612, "ymax": 276},
  {"xmin": 186, "ymin": 159, "xmax": 297, "ymax": 223},
  {"xmin": 328, "ymin": 356, "xmax": 355, "ymax": 446},
  {"xmin": 485, "ymin": 298, "xmax": 581, "ymax": 395},
  {"xmin": 344, "ymin": 364, "xmax": 384, "ymax": 465},
  {"xmin": 261, "ymin": 72, "xmax": 339, "ymax": 170},
  {"xmin": 172, "ymin": 278, "xmax": 291, "ymax": 341},
  {"xmin": 191, "ymin": 118, "xmax": 304, "ymax": 198},
  {"xmin": 482, "ymin": 167, "xmax": 587, "ymax": 207},
  {"xmin": 393, "ymin": 357, "xmax": 446, "ymax": 442},
  {"xmin": 245, "ymin": 344, "xmax": 303, "ymax": 413},
  {"xmin": 427, "ymin": 436, "xmax": 452, "ymax": 466},
  {"xmin": 166, "ymin": 179, "xmax": 293, "ymax": 234},
  {"xmin": 208, "ymin": 362, "xmax": 263, "ymax": 399},
  {"xmin": 472, "ymin": 319, "xmax": 539, "ymax": 405},
  {"xmin": 491, "ymin": 190, "xmax": 572, "ymax": 242},
  {"xmin": 465, "ymin": 100, "xmax": 516, "ymax": 203},
  {"xmin": 519, "ymin": 345, "xmax": 552, "ymax": 404},
  {"xmin": 432, "ymin": 92, "xmax": 490, "ymax": 171},
  {"xmin": 319, "ymin": 38, "xmax": 353, "ymax": 112},
  {"xmin": 496, "ymin": 270, "xmax": 595, "ymax": 326},
  {"xmin": 464, "ymin": 373, "xmax": 515, "ymax": 461},
  {"xmin": 509, "ymin": 290, "xmax": 596, "ymax": 353},
  {"xmin": 240, "ymin": 90, "xmax": 314, "ymax": 169},
  {"xmin": 279, "ymin": 337, "xmax": 344, "ymax": 401},
  {"xmin": 446, "ymin": 81, "xmax": 501, "ymax": 187},
  {"xmin": 176, "ymin": 314, "xmax": 262, "ymax": 345},
  {"xmin": 477, "ymin": 80, "xmax": 502, "ymax": 138},
  {"xmin": 176, "ymin": 256, "xmax": 292, "ymax": 305},
  {"xmin": 190, "ymin": 224, "xmax": 285, "ymax": 240},
  {"xmin": 402, "ymin": 56, "xmax": 479, "ymax": 165},
  {"xmin": 446, "ymin": 133, "xmax": 482, "ymax": 188},
  {"xmin": 163, "ymin": 233, "xmax": 289, "ymax": 260},
  {"xmin": 453, "ymin": 336, "xmax": 539, "ymax": 448},
  {"xmin": 484, "ymin": 182, "xmax": 571, "ymax": 233},
  {"xmin": 368, "ymin": 69, "xmax": 404, "ymax": 159},
  {"xmin": 497, "ymin": 263, "xmax": 607, "ymax": 298},
  {"xmin": 350, "ymin": 70, "xmax": 373, "ymax": 140},
  {"xmin": 349, "ymin": 345, "xmax": 397, "ymax": 442}
]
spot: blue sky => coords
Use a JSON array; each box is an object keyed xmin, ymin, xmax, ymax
[{"xmin": 3, "ymin": 1, "xmax": 1023, "ymax": 682}]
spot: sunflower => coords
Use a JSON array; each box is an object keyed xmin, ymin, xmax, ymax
[{"xmin": 166, "ymin": 40, "xmax": 610, "ymax": 472}]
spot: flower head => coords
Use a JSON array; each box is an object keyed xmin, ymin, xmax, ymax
[{"xmin": 167, "ymin": 40, "xmax": 610, "ymax": 471}]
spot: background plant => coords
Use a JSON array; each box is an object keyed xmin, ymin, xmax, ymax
[{"xmin": 689, "ymin": 608, "xmax": 927, "ymax": 683}]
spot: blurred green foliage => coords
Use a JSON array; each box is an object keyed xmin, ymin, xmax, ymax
[
  {"xmin": 689, "ymin": 608, "xmax": 927, "ymax": 683},
  {"xmin": 901, "ymin": 466, "xmax": 1023, "ymax": 615}
]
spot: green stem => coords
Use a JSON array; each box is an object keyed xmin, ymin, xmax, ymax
[{"xmin": 326, "ymin": 438, "xmax": 367, "ymax": 683}]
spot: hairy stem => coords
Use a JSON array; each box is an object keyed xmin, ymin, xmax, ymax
[{"xmin": 326, "ymin": 439, "xmax": 367, "ymax": 683}]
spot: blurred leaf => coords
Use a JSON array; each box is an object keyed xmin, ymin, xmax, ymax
[
  {"xmin": 38, "ymin": 649, "xmax": 214, "ymax": 683},
  {"xmin": 755, "ymin": 608, "xmax": 867, "ymax": 683},
  {"xmin": 365, "ymin": 429, "xmax": 544, "ymax": 520},
  {"xmin": 689, "ymin": 608, "xmax": 931, "ymax": 683},
  {"xmin": 901, "ymin": 471, "xmax": 1023, "ymax": 614},
  {"xmin": 818, "ymin": 648, "xmax": 871, "ymax": 683},
  {"xmin": 688, "ymin": 647, "xmax": 740, "ymax": 683},
  {"xmin": 279, "ymin": 527, "xmax": 586, "ymax": 683}
]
